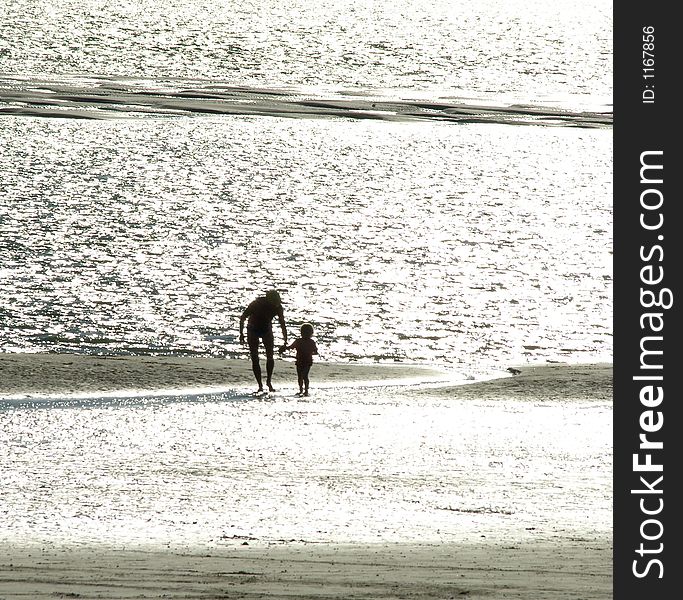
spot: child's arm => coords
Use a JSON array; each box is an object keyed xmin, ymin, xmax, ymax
[{"xmin": 278, "ymin": 340, "xmax": 297, "ymax": 354}]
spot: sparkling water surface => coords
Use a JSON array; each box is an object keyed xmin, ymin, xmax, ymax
[
  {"xmin": 0, "ymin": 0, "xmax": 612, "ymax": 549},
  {"xmin": 1, "ymin": 0, "xmax": 612, "ymax": 105},
  {"xmin": 1, "ymin": 0, "xmax": 612, "ymax": 373},
  {"xmin": 0, "ymin": 384, "xmax": 612, "ymax": 547},
  {"xmin": 0, "ymin": 117, "xmax": 611, "ymax": 371}
]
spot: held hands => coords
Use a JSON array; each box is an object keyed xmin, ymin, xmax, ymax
[
  {"xmin": 278, "ymin": 344, "xmax": 288, "ymax": 355},
  {"xmin": 239, "ymin": 333, "xmax": 245, "ymax": 345}
]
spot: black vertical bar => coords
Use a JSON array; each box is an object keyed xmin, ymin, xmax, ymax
[{"xmin": 614, "ymin": 3, "xmax": 679, "ymax": 597}]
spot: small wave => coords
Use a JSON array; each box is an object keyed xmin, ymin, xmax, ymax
[{"xmin": 0, "ymin": 75, "xmax": 611, "ymax": 128}]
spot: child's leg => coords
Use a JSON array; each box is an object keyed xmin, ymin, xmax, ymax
[
  {"xmin": 296, "ymin": 363, "xmax": 304, "ymax": 393},
  {"xmin": 301, "ymin": 364, "xmax": 312, "ymax": 395}
]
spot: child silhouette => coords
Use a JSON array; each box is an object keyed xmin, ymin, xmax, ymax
[{"xmin": 280, "ymin": 323, "xmax": 318, "ymax": 396}]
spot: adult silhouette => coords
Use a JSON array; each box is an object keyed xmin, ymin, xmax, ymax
[{"xmin": 239, "ymin": 290, "xmax": 287, "ymax": 392}]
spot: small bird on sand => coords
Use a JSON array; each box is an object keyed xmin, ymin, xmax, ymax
[{"xmin": 507, "ymin": 367, "xmax": 522, "ymax": 375}]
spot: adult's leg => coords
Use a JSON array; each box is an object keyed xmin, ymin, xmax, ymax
[
  {"xmin": 247, "ymin": 331, "xmax": 263, "ymax": 391},
  {"xmin": 263, "ymin": 330, "xmax": 275, "ymax": 391}
]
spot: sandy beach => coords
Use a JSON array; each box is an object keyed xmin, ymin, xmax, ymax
[
  {"xmin": 0, "ymin": 538, "xmax": 612, "ymax": 600},
  {"xmin": 0, "ymin": 76, "xmax": 613, "ymax": 128},
  {"xmin": 413, "ymin": 362, "xmax": 613, "ymax": 402},
  {"xmin": 1, "ymin": 2, "xmax": 614, "ymax": 596}
]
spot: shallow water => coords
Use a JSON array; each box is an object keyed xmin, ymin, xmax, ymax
[
  {"xmin": 1, "ymin": 0, "xmax": 612, "ymax": 103},
  {"xmin": 0, "ymin": 117, "xmax": 611, "ymax": 373},
  {"xmin": 0, "ymin": 383, "xmax": 611, "ymax": 547}
]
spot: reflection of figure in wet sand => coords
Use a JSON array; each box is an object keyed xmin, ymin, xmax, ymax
[{"xmin": 239, "ymin": 290, "xmax": 288, "ymax": 392}]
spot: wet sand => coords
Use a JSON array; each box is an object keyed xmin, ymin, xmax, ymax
[
  {"xmin": 0, "ymin": 356, "xmax": 612, "ymax": 598},
  {"xmin": 0, "ymin": 352, "xmax": 445, "ymax": 398},
  {"xmin": 0, "ymin": 76, "xmax": 613, "ymax": 128},
  {"xmin": 413, "ymin": 362, "xmax": 613, "ymax": 402},
  {"xmin": 0, "ymin": 538, "xmax": 611, "ymax": 599},
  {"xmin": 0, "ymin": 353, "xmax": 611, "ymax": 400}
]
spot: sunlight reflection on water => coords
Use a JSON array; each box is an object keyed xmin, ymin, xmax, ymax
[
  {"xmin": 0, "ymin": 384, "xmax": 612, "ymax": 547},
  {"xmin": 0, "ymin": 0, "xmax": 611, "ymax": 103},
  {"xmin": 0, "ymin": 117, "xmax": 611, "ymax": 373}
]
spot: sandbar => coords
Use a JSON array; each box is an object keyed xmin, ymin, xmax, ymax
[{"xmin": 0, "ymin": 352, "xmax": 445, "ymax": 398}]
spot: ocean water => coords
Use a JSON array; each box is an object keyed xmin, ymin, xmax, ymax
[
  {"xmin": 0, "ymin": 116, "xmax": 611, "ymax": 371},
  {"xmin": 1, "ymin": 0, "xmax": 611, "ymax": 103},
  {"xmin": 0, "ymin": 0, "xmax": 612, "ymax": 548},
  {"xmin": 0, "ymin": 0, "xmax": 612, "ymax": 371}
]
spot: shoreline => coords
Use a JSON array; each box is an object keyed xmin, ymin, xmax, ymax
[
  {"xmin": 0, "ymin": 352, "xmax": 448, "ymax": 398},
  {"xmin": 413, "ymin": 362, "xmax": 613, "ymax": 402},
  {"xmin": 0, "ymin": 356, "xmax": 613, "ymax": 598},
  {"xmin": 0, "ymin": 352, "xmax": 612, "ymax": 400},
  {"xmin": 0, "ymin": 76, "xmax": 613, "ymax": 128},
  {"xmin": 0, "ymin": 538, "xmax": 612, "ymax": 599}
]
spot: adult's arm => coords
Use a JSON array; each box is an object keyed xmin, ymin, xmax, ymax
[
  {"xmin": 279, "ymin": 339, "xmax": 296, "ymax": 354},
  {"xmin": 277, "ymin": 306, "xmax": 287, "ymax": 344},
  {"xmin": 239, "ymin": 302, "xmax": 254, "ymax": 343}
]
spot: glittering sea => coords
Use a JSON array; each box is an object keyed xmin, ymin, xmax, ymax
[{"xmin": 0, "ymin": 0, "xmax": 612, "ymax": 549}]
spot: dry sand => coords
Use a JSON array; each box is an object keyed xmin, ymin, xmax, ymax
[{"xmin": 0, "ymin": 355, "xmax": 612, "ymax": 598}]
